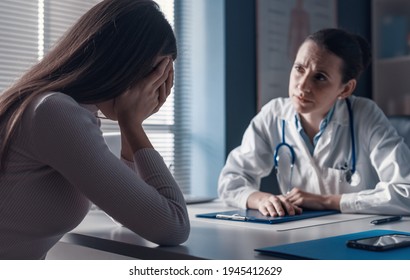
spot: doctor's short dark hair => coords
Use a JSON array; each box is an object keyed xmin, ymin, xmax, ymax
[{"xmin": 306, "ymin": 28, "xmax": 371, "ymax": 84}]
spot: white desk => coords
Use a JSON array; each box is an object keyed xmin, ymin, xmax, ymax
[{"xmin": 57, "ymin": 201, "xmax": 410, "ymax": 259}]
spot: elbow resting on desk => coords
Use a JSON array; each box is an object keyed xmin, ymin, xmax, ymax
[
  {"xmin": 159, "ymin": 219, "xmax": 190, "ymax": 246},
  {"xmin": 142, "ymin": 206, "xmax": 191, "ymax": 246}
]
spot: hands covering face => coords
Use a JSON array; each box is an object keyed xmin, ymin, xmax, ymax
[{"xmin": 115, "ymin": 57, "xmax": 174, "ymax": 126}]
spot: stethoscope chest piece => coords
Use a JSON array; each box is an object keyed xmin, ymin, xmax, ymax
[
  {"xmin": 345, "ymin": 170, "xmax": 361, "ymax": 187},
  {"xmin": 350, "ymin": 172, "xmax": 361, "ymax": 186}
]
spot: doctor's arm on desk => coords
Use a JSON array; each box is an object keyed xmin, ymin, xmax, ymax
[
  {"xmin": 247, "ymin": 191, "xmax": 303, "ymax": 217},
  {"xmin": 284, "ymin": 188, "xmax": 341, "ymax": 211}
]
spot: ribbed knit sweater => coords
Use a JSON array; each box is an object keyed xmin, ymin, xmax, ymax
[{"xmin": 0, "ymin": 92, "xmax": 190, "ymax": 259}]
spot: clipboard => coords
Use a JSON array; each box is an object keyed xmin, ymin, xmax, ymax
[
  {"xmin": 196, "ymin": 209, "xmax": 339, "ymax": 224},
  {"xmin": 255, "ymin": 230, "xmax": 410, "ymax": 260}
]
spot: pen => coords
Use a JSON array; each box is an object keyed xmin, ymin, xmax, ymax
[
  {"xmin": 370, "ymin": 216, "xmax": 402, "ymax": 225},
  {"xmin": 216, "ymin": 214, "xmax": 247, "ymax": 221}
]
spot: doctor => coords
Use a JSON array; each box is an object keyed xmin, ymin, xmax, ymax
[{"xmin": 218, "ymin": 28, "xmax": 410, "ymax": 217}]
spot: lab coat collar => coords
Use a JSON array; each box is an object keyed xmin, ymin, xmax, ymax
[{"xmin": 330, "ymin": 96, "xmax": 352, "ymax": 126}]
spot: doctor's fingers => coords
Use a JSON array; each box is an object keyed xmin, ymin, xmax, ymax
[
  {"xmin": 277, "ymin": 195, "xmax": 303, "ymax": 216},
  {"xmin": 261, "ymin": 196, "xmax": 289, "ymax": 217},
  {"xmin": 286, "ymin": 188, "xmax": 309, "ymax": 205},
  {"xmin": 260, "ymin": 204, "xmax": 282, "ymax": 217}
]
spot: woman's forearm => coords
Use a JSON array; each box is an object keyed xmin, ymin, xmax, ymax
[{"xmin": 119, "ymin": 121, "xmax": 153, "ymax": 156}]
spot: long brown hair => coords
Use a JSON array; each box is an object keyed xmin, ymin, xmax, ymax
[{"xmin": 0, "ymin": 0, "xmax": 176, "ymax": 169}]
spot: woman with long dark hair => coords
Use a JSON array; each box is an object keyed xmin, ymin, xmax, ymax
[{"xmin": 0, "ymin": 0, "xmax": 189, "ymax": 259}]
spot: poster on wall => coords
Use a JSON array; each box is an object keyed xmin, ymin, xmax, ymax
[{"xmin": 256, "ymin": 0, "xmax": 337, "ymax": 110}]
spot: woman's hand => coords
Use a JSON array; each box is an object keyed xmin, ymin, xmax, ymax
[
  {"xmin": 115, "ymin": 57, "xmax": 173, "ymax": 126},
  {"xmin": 115, "ymin": 57, "xmax": 173, "ymax": 154},
  {"xmin": 153, "ymin": 58, "xmax": 174, "ymax": 116},
  {"xmin": 247, "ymin": 191, "xmax": 303, "ymax": 217},
  {"xmin": 286, "ymin": 188, "xmax": 341, "ymax": 210}
]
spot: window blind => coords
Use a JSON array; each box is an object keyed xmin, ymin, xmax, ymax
[
  {"xmin": 173, "ymin": 0, "xmax": 192, "ymax": 194},
  {"xmin": 43, "ymin": 0, "xmax": 101, "ymax": 54},
  {"xmin": 0, "ymin": 0, "xmax": 192, "ymax": 194},
  {"xmin": 0, "ymin": 0, "xmax": 38, "ymax": 91}
]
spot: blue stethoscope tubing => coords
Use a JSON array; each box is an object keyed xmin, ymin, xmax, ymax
[
  {"xmin": 346, "ymin": 98, "xmax": 356, "ymax": 175},
  {"xmin": 273, "ymin": 98, "xmax": 357, "ymax": 185}
]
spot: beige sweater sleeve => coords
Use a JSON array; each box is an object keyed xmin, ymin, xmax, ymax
[{"xmin": 29, "ymin": 93, "xmax": 190, "ymax": 245}]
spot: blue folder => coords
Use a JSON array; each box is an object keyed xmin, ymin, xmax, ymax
[
  {"xmin": 196, "ymin": 209, "xmax": 338, "ymax": 224},
  {"xmin": 255, "ymin": 229, "xmax": 410, "ymax": 260}
]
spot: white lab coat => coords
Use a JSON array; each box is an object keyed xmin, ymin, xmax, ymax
[{"xmin": 218, "ymin": 96, "xmax": 410, "ymax": 215}]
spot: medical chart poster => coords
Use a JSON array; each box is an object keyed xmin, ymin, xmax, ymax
[{"xmin": 256, "ymin": 0, "xmax": 337, "ymax": 110}]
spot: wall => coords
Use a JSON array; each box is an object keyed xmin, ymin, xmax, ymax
[
  {"xmin": 190, "ymin": 0, "xmax": 225, "ymax": 197},
  {"xmin": 337, "ymin": 0, "xmax": 372, "ymax": 99},
  {"xmin": 225, "ymin": 0, "xmax": 257, "ymax": 156}
]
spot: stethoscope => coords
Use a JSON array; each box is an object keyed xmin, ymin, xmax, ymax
[{"xmin": 273, "ymin": 98, "xmax": 360, "ymax": 188}]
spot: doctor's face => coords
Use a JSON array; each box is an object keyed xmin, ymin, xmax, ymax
[{"xmin": 289, "ymin": 40, "xmax": 353, "ymax": 118}]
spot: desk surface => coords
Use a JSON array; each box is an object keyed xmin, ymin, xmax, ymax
[{"xmin": 59, "ymin": 201, "xmax": 410, "ymax": 260}]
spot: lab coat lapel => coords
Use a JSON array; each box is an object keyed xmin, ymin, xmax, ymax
[
  {"xmin": 286, "ymin": 116, "xmax": 324, "ymax": 194},
  {"xmin": 314, "ymin": 99, "xmax": 350, "ymax": 163},
  {"xmin": 313, "ymin": 99, "xmax": 352, "ymax": 194}
]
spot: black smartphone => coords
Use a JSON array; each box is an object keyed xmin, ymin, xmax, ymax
[{"xmin": 346, "ymin": 234, "xmax": 410, "ymax": 251}]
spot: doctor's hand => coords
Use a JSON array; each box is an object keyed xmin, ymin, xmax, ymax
[
  {"xmin": 286, "ymin": 188, "xmax": 341, "ymax": 211},
  {"xmin": 247, "ymin": 191, "xmax": 303, "ymax": 217}
]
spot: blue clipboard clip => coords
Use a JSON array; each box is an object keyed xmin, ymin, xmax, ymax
[{"xmin": 216, "ymin": 213, "xmax": 248, "ymax": 221}]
